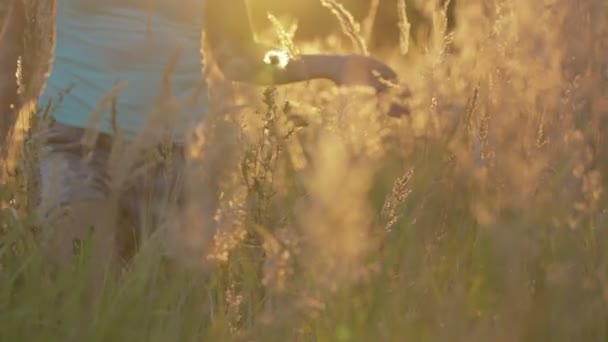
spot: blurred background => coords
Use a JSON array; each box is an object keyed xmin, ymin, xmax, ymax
[{"xmin": 247, "ymin": 0, "xmax": 456, "ymax": 51}]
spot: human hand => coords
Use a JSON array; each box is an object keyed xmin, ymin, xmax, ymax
[
  {"xmin": 332, "ymin": 55, "xmax": 410, "ymax": 117},
  {"xmin": 332, "ymin": 55, "xmax": 399, "ymax": 93}
]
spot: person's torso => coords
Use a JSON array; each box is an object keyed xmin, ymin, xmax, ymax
[{"xmin": 40, "ymin": 0, "xmax": 208, "ymax": 141}]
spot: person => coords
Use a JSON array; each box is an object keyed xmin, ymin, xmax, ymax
[{"xmin": 0, "ymin": 0, "xmax": 401, "ymax": 269}]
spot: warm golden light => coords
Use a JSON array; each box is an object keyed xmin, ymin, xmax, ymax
[{"xmin": 263, "ymin": 49, "xmax": 291, "ymax": 69}]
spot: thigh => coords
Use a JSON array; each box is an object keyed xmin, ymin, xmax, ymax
[
  {"xmin": 37, "ymin": 125, "xmax": 119, "ymax": 267},
  {"xmin": 38, "ymin": 147, "xmax": 110, "ymax": 216},
  {"xmin": 123, "ymin": 148, "xmax": 186, "ymax": 240}
]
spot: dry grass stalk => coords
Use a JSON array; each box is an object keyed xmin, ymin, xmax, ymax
[{"xmin": 319, "ymin": 0, "xmax": 369, "ymax": 55}]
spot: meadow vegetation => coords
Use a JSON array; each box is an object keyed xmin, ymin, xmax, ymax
[{"xmin": 1, "ymin": 0, "xmax": 608, "ymax": 340}]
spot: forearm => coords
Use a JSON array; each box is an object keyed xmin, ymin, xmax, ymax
[
  {"xmin": 204, "ymin": 1, "xmax": 395, "ymax": 90},
  {"xmin": 238, "ymin": 54, "xmax": 342, "ymax": 85},
  {"xmin": 213, "ymin": 41, "xmax": 342, "ymax": 86}
]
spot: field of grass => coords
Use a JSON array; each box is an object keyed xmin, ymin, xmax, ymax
[{"xmin": 1, "ymin": 0, "xmax": 608, "ymax": 341}]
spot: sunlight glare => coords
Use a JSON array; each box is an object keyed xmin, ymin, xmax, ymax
[{"xmin": 263, "ymin": 49, "xmax": 291, "ymax": 69}]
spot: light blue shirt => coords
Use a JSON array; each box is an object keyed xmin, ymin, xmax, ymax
[{"xmin": 40, "ymin": 1, "xmax": 208, "ymax": 141}]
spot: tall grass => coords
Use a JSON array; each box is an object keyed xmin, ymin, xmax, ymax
[{"xmin": 2, "ymin": 0, "xmax": 608, "ymax": 340}]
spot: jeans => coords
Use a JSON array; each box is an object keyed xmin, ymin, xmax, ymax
[{"xmin": 38, "ymin": 121, "xmax": 186, "ymax": 258}]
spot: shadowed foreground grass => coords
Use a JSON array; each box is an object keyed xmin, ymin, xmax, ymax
[{"xmin": 2, "ymin": 0, "xmax": 608, "ymax": 341}]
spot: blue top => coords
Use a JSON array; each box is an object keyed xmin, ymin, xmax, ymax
[{"xmin": 40, "ymin": 1, "xmax": 208, "ymax": 141}]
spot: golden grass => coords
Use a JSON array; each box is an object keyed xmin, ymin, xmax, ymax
[{"xmin": 1, "ymin": 0, "xmax": 608, "ymax": 340}]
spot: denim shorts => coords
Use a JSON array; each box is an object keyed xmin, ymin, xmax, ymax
[{"xmin": 38, "ymin": 122, "xmax": 186, "ymax": 236}]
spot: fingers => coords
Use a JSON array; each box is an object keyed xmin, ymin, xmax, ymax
[
  {"xmin": 340, "ymin": 55, "xmax": 411, "ymax": 118},
  {"xmin": 387, "ymin": 102, "xmax": 410, "ymax": 117},
  {"xmin": 377, "ymin": 87, "xmax": 411, "ymax": 118},
  {"xmin": 370, "ymin": 61, "xmax": 399, "ymax": 93},
  {"xmin": 374, "ymin": 72, "xmax": 412, "ymax": 118}
]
